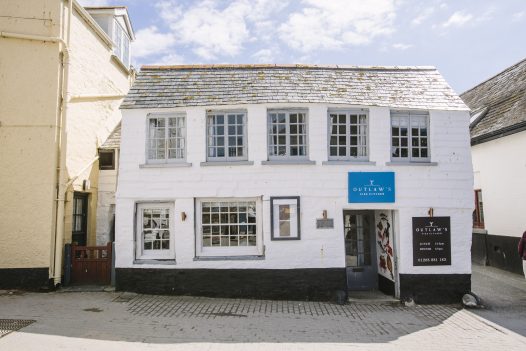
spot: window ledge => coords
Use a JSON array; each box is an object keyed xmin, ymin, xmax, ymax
[
  {"xmin": 139, "ymin": 162, "xmax": 192, "ymax": 168},
  {"xmin": 322, "ymin": 160, "xmax": 376, "ymax": 166},
  {"xmin": 385, "ymin": 161, "xmax": 438, "ymax": 166},
  {"xmin": 193, "ymin": 255, "xmax": 265, "ymax": 261},
  {"xmin": 200, "ymin": 161, "xmax": 254, "ymax": 167},
  {"xmin": 473, "ymin": 228, "xmax": 488, "ymax": 234},
  {"xmin": 133, "ymin": 259, "xmax": 177, "ymax": 265},
  {"xmin": 111, "ymin": 54, "xmax": 132, "ymax": 75},
  {"xmin": 261, "ymin": 160, "xmax": 316, "ymax": 165}
]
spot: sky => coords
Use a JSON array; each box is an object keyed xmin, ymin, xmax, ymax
[{"xmin": 80, "ymin": 0, "xmax": 526, "ymax": 94}]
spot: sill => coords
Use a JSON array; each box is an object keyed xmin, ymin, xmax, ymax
[
  {"xmin": 261, "ymin": 160, "xmax": 316, "ymax": 165},
  {"xmin": 111, "ymin": 54, "xmax": 131, "ymax": 75},
  {"xmin": 133, "ymin": 259, "xmax": 176, "ymax": 265},
  {"xmin": 139, "ymin": 162, "xmax": 192, "ymax": 168},
  {"xmin": 385, "ymin": 161, "xmax": 438, "ymax": 166},
  {"xmin": 193, "ymin": 255, "xmax": 265, "ymax": 261},
  {"xmin": 322, "ymin": 160, "xmax": 376, "ymax": 166},
  {"xmin": 473, "ymin": 228, "xmax": 488, "ymax": 234},
  {"xmin": 200, "ymin": 161, "xmax": 254, "ymax": 167}
]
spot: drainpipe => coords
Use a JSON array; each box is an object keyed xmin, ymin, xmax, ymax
[{"xmin": 52, "ymin": 0, "xmax": 73, "ymax": 286}]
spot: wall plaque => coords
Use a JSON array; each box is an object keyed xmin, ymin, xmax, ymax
[
  {"xmin": 412, "ymin": 216, "xmax": 451, "ymax": 266},
  {"xmin": 316, "ymin": 218, "xmax": 334, "ymax": 229}
]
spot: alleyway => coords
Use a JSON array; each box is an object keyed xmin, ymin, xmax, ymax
[{"xmin": 0, "ymin": 264, "xmax": 524, "ymax": 350}]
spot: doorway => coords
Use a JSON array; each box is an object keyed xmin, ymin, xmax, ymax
[
  {"xmin": 343, "ymin": 210, "xmax": 378, "ymax": 290},
  {"xmin": 72, "ymin": 192, "xmax": 88, "ymax": 246}
]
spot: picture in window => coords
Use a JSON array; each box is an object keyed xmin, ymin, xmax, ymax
[{"xmin": 271, "ymin": 197, "xmax": 300, "ymax": 240}]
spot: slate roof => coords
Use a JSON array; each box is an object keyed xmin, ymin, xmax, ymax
[
  {"xmin": 121, "ymin": 64, "xmax": 467, "ymax": 111},
  {"xmin": 461, "ymin": 58, "xmax": 526, "ymax": 143},
  {"xmin": 100, "ymin": 122, "xmax": 121, "ymax": 149}
]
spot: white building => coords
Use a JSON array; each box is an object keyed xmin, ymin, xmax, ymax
[
  {"xmin": 461, "ymin": 58, "xmax": 526, "ymax": 275},
  {"xmin": 116, "ymin": 64, "xmax": 473, "ymax": 303}
]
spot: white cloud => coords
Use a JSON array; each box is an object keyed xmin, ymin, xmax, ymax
[
  {"xmin": 513, "ymin": 11, "xmax": 525, "ymax": 21},
  {"xmin": 412, "ymin": 7, "xmax": 434, "ymax": 26},
  {"xmin": 279, "ymin": 0, "xmax": 396, "ymax": 52},
  {"xmin": 442, "ymin": 11, "xmax": 473, "ymax": 28},
  {"xmin": 146, "ymin": 53, "xmax": 186, "ymax": 65},
  {"xmin": 252, "ymin": 48, "xmax": 275, "ymax": 63},
  {"xmin": 133, "ymin": 26, "xmax": 176, "ymax": 59},
  {"xmin": 155, "ymin": 0, "xmax": 286, "ymax": 60},
  {"xmin": 392, "ymin": 43, "xmax": 413, "ymax": 50}
]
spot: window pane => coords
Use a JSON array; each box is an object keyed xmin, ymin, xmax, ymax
[{"xmin": 201, "ymin": 201, "xmax": 256, "ymax": 247}]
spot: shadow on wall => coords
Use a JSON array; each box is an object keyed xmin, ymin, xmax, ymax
[{"xmin": 472, "ymin": 232, "xmax": 523, "ymax": 275}]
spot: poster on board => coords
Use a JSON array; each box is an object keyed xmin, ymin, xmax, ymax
[
  {"xmin": 412, "ymin": 216, "xmax": 451, "ymax": 266},
  {"xmin": 375, "ymin": 211, "xmax": 395, "ymax": 281}
]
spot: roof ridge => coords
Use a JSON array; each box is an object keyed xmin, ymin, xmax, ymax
[
  {"xmin": 460, "ymin": 57, "xmax": 526, "ymax": 97},
  {"xmin": 140, "ymin": 64, "xmax": 437, "ymax": 71}
]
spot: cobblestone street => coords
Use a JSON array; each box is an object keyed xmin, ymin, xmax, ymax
[{"xmin": 0, "ymin": 265, "xmax": 525, "ymax": 350}]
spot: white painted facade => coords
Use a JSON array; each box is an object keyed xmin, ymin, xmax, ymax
[
  {"xmin": 472, "ymin": 130, "xmax": 526, "ymax": 238},
  {"xmin": 96, "ymin": 150, "xmax": 119, "ymax": 245},
  {"xmin": 116, "ymin": 102, "xmax": 474, "ymax": 290}
]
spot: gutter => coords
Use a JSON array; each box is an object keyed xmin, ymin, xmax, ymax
[{"xmin": 471, "ymin": 120, "xmax": 526, "ymax": 146}]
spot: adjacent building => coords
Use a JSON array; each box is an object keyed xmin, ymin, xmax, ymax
[
  {"xmin": 0, "ymin": 0, "xmax": 134, "ymax": 289},
  {"xmin": 116, "ymin": 64, "xmax": 474, "ymax": 303},
  {"xmin": 461, "ymin": 58, "xmax": 526, "ymax": 275}
]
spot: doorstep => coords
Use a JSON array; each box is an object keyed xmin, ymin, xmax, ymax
[{"xmin": 347, "ymin": 290, "xmax": 400, "ymax": 304}]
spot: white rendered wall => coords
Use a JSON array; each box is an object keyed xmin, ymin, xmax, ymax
[
  {"xmin": 116, "ymin": 104, "xmax": 473, "ymax": 275},
  {"xmin": 472, "ymin": 130, "xmax": 526, "ymax": 238},
  {"xmin": 96, "ymin": 150, "xmax": 119, "ymax": 245}
]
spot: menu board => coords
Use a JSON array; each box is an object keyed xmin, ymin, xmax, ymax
[{"xmin": 412, "ymin": 217, "xmax": 451, "ymax": 266}]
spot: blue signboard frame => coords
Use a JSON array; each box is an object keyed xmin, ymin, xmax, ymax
[{"xmin": 348, "ymin": 172, "xmax": 395, "ymax": 203}]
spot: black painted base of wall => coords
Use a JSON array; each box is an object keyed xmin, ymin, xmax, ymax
[
  {"xmin": 472, "ymin": 232, "xmax": 523, "ymax": 275},
  {"xmin": 0, "ymin": 268, "xmax": 50, "ymax": 290},
  {"xmin": 378, "ymin": 274, "xmax": 395, "ymax": 296},
  {"xmin": 116, "ymin": 268, "xmax": 347, "ymax": 301},
  {"xmin": 399, "ymin": 274, "xmax": 471, "ymax": 304}
]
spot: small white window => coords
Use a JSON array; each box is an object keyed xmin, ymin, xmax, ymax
[
  {"xmin": 328, "ymin": 110, "xmax": 368, "ymax": 160},
  {"xmin": 271, "ymin": 197, "xmax": 300, "ymax": 240},
  {"xmin": 196, "ymin": 198, "xmax": 263, "ymax": 257},
  {"xmin": 268, "ymin": 110, "xmax": 308, "ymax": 159},
  {"xmin": 391, "ymin": 111, "xmax": 430, "ymax": 162},
  {"xmin": 135, "ymin": 203, "xmax": 175, "ymax": 260},
  {"xmin": 207, "ymin": 111, "xmax": 247, "ymax": 161},
  {"xmin": 146, "ymin": 114, "xmax": 186, "ymax": 163}
]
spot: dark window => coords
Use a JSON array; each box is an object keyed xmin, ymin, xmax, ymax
[
  {"xmin": 99, "ymin": 149, "xmax": 115, "ymax": 170},
  {"xmin": 473, "ymin": 190, "xmax": 485, "ymax": 229}
]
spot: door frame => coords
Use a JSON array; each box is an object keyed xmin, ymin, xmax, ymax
[{"xmin": 72, "ymin": 192, "xmax": 89, "ymax": 246}]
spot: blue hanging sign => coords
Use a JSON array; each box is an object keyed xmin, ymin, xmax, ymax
[{"xmin": 348, "ymin": 172, "xmax": 395, "ymax": 203}]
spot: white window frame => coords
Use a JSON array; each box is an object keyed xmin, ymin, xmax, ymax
[
  {"xmin": 146, "ymin": 113, "xmax": 186, "ymax": 164},
  {"xmin": 112, "ymin": 17, "xmax": 130, "ymax": 68},
  {"xmin": 390, "ymin": 111, "xmax": 430, "ymax": 163},
  {"xmin": 328, "ymin": 109, "xmax": 369, "ymax": 161},
  {"xmin": 267, "ymin": 109, "xmax": 309, "ymax": 160},
  {"xmin": 195, "ymin": 198, "xmax": 263, "ymax": 257},
  {"xmin": 135, "ymin": 202, "xmax": 175, "ymax": 260},
  {"xmin": 206, "ymin": 111, "xmax": 248, "ymax": 162},
  {"xmin": 270, "ymin": 197, "xmax": 300, "ymax": 240}
]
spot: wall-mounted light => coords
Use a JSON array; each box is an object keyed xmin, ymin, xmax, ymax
[
  {"xmin": 322, "ymin": 210, "xmax": 327, "ymax": 219},
  {"xmin": 428, "ymin": 208, "xmax": 434, "ymax": 218},
  {"xmin": 181, "ymin": 212, "xmax": 187, "ymax": 221}
]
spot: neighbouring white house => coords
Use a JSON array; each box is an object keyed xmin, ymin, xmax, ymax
[
  {"xmin": 116, "ymin": 64, "xmax": 474, "ymax": 303},
  {"xmin": 461, "ymin": 58, "xmax": 526, "ymax": 275}
]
